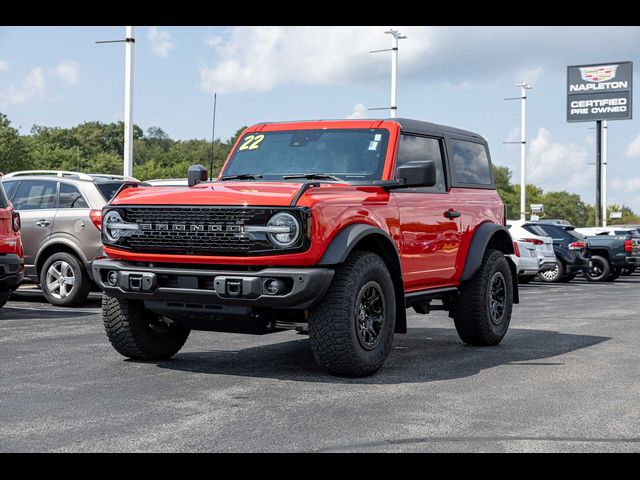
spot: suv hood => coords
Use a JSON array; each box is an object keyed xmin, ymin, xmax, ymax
[{"xmin": 110, "ymin": 181, "xmax": 310, "ymax": 207}]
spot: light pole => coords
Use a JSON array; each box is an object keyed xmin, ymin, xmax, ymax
[
  {"xmin": 505, "ymin": 82, "xmax": 532, "ymax": 220},
  {"xmin": 123, "ymin": 26, "xmax": 135, "ymax": 179},
  {"xmin": 96, "ymin": 26, "xmax": 136, "ymax": 179},
  {"xmin": 369, "ymin": 29, "xmax": 407, "ymax": 118},
  {"xmin": 602, "ymin": 120, "xmax": 608, "ymax": 226}
]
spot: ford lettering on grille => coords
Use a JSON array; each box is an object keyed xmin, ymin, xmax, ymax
[{"xmin": 109, "ymin": 206, "xmax": 304, "ymax": 256}]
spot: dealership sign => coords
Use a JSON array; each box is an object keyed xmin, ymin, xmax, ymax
[{"xmin": 567, "ymin": 61, "xmax": 633, "ymax": 122}]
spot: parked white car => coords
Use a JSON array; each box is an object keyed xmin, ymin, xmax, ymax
[
  {"xmin": 509, "ymin": 239, "xmax": 540, "ymax": 280},
  {"xmin": 507, "ymin": 220, "xmax": 557, "ymax": 282},
  {"xmin": 143, "ymin": 178, "xmax": 189, "ymax": 187}
]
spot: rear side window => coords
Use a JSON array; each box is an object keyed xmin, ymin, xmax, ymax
[
  {"xmin": 96, "ymin": 182, "xmax": 125, "ymax": 201},
  {"xmin": 2, "ymin": 180, "xmax": 18, "ymax": 201},
  {"xmin": 59, "ymin": 183, "xmax": 89, "ymax": 209},
  {"xmin": 451, "ymin": 139, "xmax": 492, "ymax": 186},
  {"xmin": 396, "ymin": 134, "xmax": 446, "ymax": 192},
  {"xmin": 0, "ymin": 182, "xmax": 9, "ymax": 208},
  {"xmin": 11, "ymin": 180, "xmax": 57, "ymax": 211}
]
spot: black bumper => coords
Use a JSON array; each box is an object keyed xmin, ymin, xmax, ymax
[
  {"xmin": 0, "ymin": 254, "xmax": 23, "ymax": 290},
  {"xmin": 566, "ymin": 256, "xmax": 590, "ymax": 274},
  {"xmin": 93, "ymin": 259, "xmax": 334, "ymax": 310}
]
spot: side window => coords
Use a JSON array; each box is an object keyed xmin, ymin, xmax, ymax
[
  {"xmin": 2, "ymin": 180, "xmax": 18, "ymax": 201},
  {"xmin": 11, "ymin": 180, "xmax": 57, "ymax": 211},
  {"xmin": 59, "ymin": 183, "xmax": 89, "ymax": 209},
  {"xmin": 396, "ymin": 134, "xmax": 446, "ymax": 192},
  {"xmin": 451, "ymin": 139, "xmax": 492, "ymax": 186}
]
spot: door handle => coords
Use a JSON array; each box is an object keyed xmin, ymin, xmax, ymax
[
  {"xmin": 36, "ymin": 219, "xmax": 50, "ymax": 227},
  {"xmin": 444, "ymin": 210, "xmax": 460, "ymax": 219}
]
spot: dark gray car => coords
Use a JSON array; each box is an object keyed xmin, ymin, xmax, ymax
[{"xmin": 1, "ymin": 171, "xmax": 138, "ymax": 306}]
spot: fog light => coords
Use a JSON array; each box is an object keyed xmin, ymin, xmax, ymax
[
  {"xmin": 107, "ymin": 271, "xmax": 119, "ymax": 286},
  {"xmin": 265, "ymin": 279, "xmax": 281, "ymax": 295}
]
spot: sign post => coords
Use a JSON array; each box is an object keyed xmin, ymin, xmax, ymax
[{"xmin": 567, "ymin": 61, "xmax": 632, "ymax": 227}]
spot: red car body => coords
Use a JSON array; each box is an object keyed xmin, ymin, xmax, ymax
[
  {"xmin": 105, "ymin": 120, "xmax": 504, "ymax": 294},
  {"xmin": 0, "ymin": 187, "xmax": 24, "ymax": 305}
]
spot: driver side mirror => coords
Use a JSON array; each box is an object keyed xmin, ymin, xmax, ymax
[
  {"xmin": 397, "ymin": 160, "xmax": 437, "ymax": 188},
  {"xmin": 188, "ymin": 164, "xmax": 208, "ymax": 187}
]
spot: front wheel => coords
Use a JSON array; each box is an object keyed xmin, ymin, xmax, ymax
[
  {"xmin": 308, "ymin": 251, "xmax": 396, "ymax": 377},
  {"xmin": 102, "ymin": 295, "xmax": 190, "ymax": 360},
  {"xmin": 584, "ymin": 255, "xmax": 611, "ymax": 282},
  {"xmin": 451, "ymin": 249, "xmax": 513, "ymax": 346}
]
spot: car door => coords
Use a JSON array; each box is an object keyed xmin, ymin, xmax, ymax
[
  {"xmin": 9, "ymin": 180, "xmax": 57, "ymax": 274},
  {"xmin": 393, "ymin": 133, "xmax": 461, "ymax": 291},
  {"xmin": 52, "ymin": 182, "xmax": 97, "ymax": 259}
]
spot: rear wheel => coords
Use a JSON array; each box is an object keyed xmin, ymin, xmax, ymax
[
  {"xmin": 584, "ymin": 255, "xmax": 611, "ymax": 282},
  {"xmin": 538, "ymin": 260, "xmax": 564, "ymax": 283},
  {"xmin": 605, "ymin": 267, "xmax": 623, "ymax": 282},
  {"xmin": 308, "ymin": 251, "xmax": 396, "ymax": 377},
  {"xmin": 451, "ymin": 249, "xmax": 513, "ymax": 346},
  {"xmin": 103, "ymin": 295, "xmax": 191, "ymax": 360},
  {"xmin": 0, "ymin": 290, "xmax": 10, "ymax": 308},
  {"xmin": 40, "ymin": 252, "xmax": 91, "ymax": 307}
]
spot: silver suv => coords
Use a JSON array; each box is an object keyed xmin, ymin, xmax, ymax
[{"xmin": 1, "ymin": 171, "xmax": 138, "ymax": 306}]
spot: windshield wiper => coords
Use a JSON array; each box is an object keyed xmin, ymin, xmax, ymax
[
  {"xmin": 220, "ymin": 173, "xmax": 263, "ymax": 181},
  {"xmin": 283, "ymin": 173, "xmax": 343, "ymax": 182}
]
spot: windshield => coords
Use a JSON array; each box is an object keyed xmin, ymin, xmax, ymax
[{"xmin": 221, "ymin": 129, "xmax": 390, "ymax": 182}]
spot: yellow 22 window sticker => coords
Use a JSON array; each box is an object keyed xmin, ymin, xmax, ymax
[{"xmin": 238, "ymin": 134, "xmax": 265, "ymax": 151}]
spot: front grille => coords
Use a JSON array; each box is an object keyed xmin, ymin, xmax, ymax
[{"xmin": 108, "ymin": 206, "xmax": 309, "ymax": 256}]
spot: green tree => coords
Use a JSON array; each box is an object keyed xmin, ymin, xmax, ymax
[{"xmin": 0, "ymin": 113, "xmax": 30, "ymax": 173}]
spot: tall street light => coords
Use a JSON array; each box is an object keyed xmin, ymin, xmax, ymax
[
  {"xmin": 505, "ymin": 82, "xmax": 533, "ymax": 220},
  {"xmin": 96, "ymin": 26, "xmax": 136, "ymax": 178},
  {"xmin": 369, "ymin": 29, "xmax": 407, "ymax": 118}
]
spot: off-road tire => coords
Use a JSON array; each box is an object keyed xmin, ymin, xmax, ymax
[
  {"xmin": 584, "ymin": 255, "xmax": 611, "ymax": 282},
  {"xmin": 102, "ymin": 294, "xmax": 190, "ymax": 360},
  {"xmin": 308, "ymin": 250, "xmax": 396, "ymax": 377},
  {"xmin": 537, "ymin": 260, "xmax": 564, "ymax": 283},
  {"xmin": 451, "ymin": 249, "xmax": 513, "ymax": 346},
  {"xmin": 0, "ymin": 290, "xmax": 10, "ymax": 308},
  {"xmin": 518, "ymin": 275, "xmax": 536, "ymax": 284},
  {"xmin": 40, "ymin": 252, "xmax": 91, "ymax": 307}
]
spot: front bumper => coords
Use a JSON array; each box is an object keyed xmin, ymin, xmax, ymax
[
  {"xmin": 0, "ymin": 254, "xmax": 23, "ymax": 290},
  {"xmin": 93, "ymin": 259, "xmax": 334, "ymax": 310}
]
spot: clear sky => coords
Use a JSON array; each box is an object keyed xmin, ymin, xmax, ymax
[{"xmin": 1, "ymin": 26, "xmax": 639, "ymax": 210}]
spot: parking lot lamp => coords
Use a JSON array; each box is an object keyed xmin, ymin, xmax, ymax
[{"xmin": 516, "ymin": 82, "xmax": 532, "ymax": 220}]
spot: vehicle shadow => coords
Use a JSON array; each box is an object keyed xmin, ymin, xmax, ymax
[
  {"xmin": 154, "ymin": 327, "xmax": 610, "ymax": 384},
  {"xmin": 0, "ymin": 305, "xmax": 98, "ymax": 321}
]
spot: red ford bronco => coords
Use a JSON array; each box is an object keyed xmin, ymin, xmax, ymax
[
  {"xmin": 94, "ymin": 118, "xmax": 519, "ymax": 377},
  {"xmin": 0, "ymin": 181, "xmax": 24, "ymax": 308}
]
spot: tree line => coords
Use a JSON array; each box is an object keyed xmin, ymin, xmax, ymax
[{"xmin": 1, "ymin": 112, "xmax": 637, "ymax": 227}]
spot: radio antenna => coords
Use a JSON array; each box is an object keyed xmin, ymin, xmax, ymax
[{"xmin": 209, "ymin": 92, "xmax": 217, "ymax": 181}]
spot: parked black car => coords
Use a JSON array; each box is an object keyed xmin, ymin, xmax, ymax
[{"xmin": 521, "ymin": 221, "xmax": 591, "ymax": 282}]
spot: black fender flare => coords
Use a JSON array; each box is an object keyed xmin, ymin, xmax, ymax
[
  {"xmin": 318, "ymin": 223, "xmax": 407, "ymax": 334},
  {"xmin": 461, "ymin": 222, "xmax": 519, "ymax": 304}
]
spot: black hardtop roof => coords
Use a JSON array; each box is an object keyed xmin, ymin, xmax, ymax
[
  {"xmin": 252, "ymin": 118, "xmax": 485, "ymax": 141},
  {"xmin": 394, "ymin": 118, "xmax": 485, "ymax": 140}
]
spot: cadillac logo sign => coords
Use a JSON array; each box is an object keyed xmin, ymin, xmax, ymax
[
  {"xmin": 580, "ymin": 65, "xmax": 618, "ymax": 83},
  {"xmin": 567, "ymin": 61, "xmax": 632, "ymax": 122}
]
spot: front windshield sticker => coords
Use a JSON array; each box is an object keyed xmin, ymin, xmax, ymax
[
  {"xmin": 368, "ymin": 141, "xmax": 379, "ymax": 151},
  {"xmin": 374, "ymin": 134, "xmax": 382, "ymax": 141},
  {"xmin": 238, "ymin": 134, "xmax": 265, "ymax": 151}
]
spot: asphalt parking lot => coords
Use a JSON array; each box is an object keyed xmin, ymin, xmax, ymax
[{"xmin": 1, "ymin": 275, "xmax": 639, "ymax": 453}]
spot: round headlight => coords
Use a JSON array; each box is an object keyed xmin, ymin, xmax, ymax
[
  {"xmin": 267, "ymin": 212, "xmax": 300, "ymax": 248},
  {"xmin": 103, "ymin": 210, "xmax": 124, "ymax": 243}
]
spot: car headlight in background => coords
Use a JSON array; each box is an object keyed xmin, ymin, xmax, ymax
[{"xmin": 266, "ymin": 212, "xmax": 300, "ymax": 248}]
